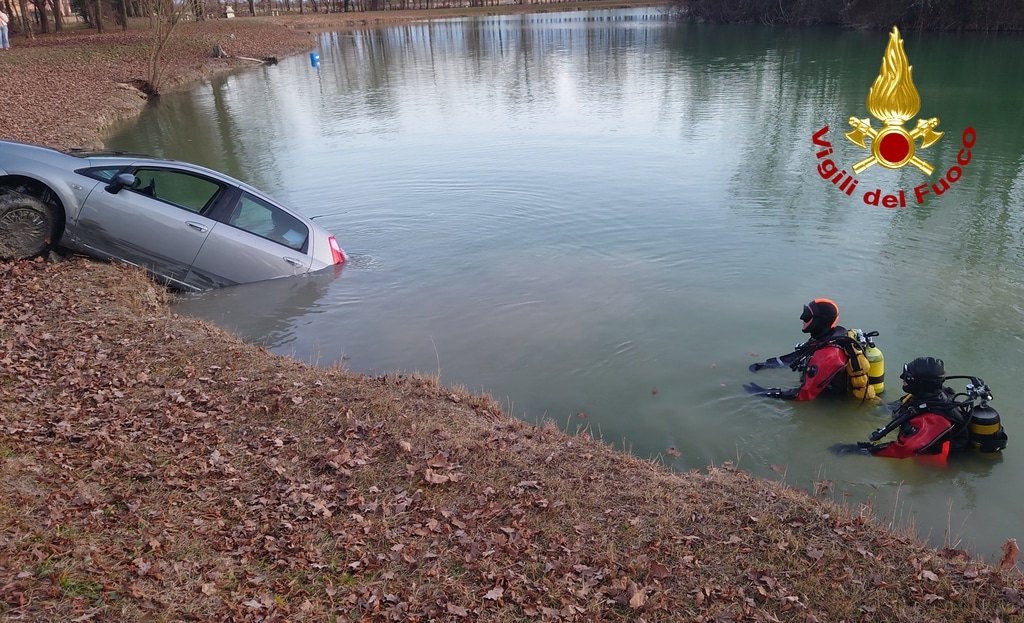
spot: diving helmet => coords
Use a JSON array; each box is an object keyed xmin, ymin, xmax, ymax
[
  {"xmin": 900, "ymin": 356, "xmax": 946, "ymax": 396},
  {"xmin": 800, "ymin": 298, "xmax": 839, "ymax": 339}
]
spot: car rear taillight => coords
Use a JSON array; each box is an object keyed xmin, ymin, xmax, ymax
[{"xmin": 328, "ymin": 236, "xmax": 346, "ymax": 265}]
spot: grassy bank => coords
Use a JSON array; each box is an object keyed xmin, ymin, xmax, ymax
[{"xmin": 2, "ymin": 258, "xmax": 1022, "ymax": 621}]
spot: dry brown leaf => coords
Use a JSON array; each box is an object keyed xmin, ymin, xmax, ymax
[
  {"xmin": 427, "ymin": 452, "xmax": 449, "ymax": 468},
  {"xmin": 629, "ymin": 587, "xmax": 647, "ymax": 607},
  {"xmin": 483, "ymin": 587, "xmax": 503, "ymax": 600},
  {"xmin": 998, "ymin": 539, "xmax": 1020, "ymax": 571},
  {"xmin": 648, "ymin": 561, "xmax": 672, "ymax": 579},
  {"xmin": 424, "ymin": 469, "xmax": 449, "ymax": 484}
]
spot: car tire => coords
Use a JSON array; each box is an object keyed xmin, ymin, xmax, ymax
[{"xmin": 0, "ymin": 193, "xmax": 57, "ymax": 261}]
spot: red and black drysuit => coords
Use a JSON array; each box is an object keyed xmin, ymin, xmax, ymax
[
  {"xmin": 869, "ymin": 391, "xmax": 970, "ymax": 459},
  {"xmin": 745, "ymin": 326, "xmax": 852, "ymax": 401}
]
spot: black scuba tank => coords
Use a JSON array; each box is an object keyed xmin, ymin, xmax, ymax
[{"xmin": 968, "ymin": 404, "xmax": 1008, "ymax": 453}]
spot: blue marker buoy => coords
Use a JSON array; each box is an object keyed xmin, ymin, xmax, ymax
[{"xmin": 310, "ymin": 52, "xmax": 320, "ymax": 68}]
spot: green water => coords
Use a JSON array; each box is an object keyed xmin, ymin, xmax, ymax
[{"xmin": 105, "ymin": 11, "xmax": 1024, "ymax": 563}]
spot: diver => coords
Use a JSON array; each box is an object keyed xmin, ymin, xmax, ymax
[
  {"xmin": 831, "ymin": 356, "xmax": 1008, "ymax": 459},
  {"xmin": 744, "ymin": 298, "xmax": 880, "ymax": 402}
]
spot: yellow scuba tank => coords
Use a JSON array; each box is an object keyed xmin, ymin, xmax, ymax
[
  {"xmin": 844, "ymin": 330, "xmax": 877, "ymax": 402},
  {"xmin": 968, "ymin": 404, "xmax": 1008, "ymax": 453},
  {"xmin": 863, "ymin": 338, "xmax": 884, "ymax": 395}
]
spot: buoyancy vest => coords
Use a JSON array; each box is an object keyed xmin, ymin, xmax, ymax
[
  {"xmin": 792, "ymin": 327, "xmax": 880, "ymax": 402},
  {"xmin": 893, "ymin": 391, "xmax": 971, "ymax": 452},
  {"xmin": 876, "ymin": 391, "xmax": 970, "ymax": 454}
]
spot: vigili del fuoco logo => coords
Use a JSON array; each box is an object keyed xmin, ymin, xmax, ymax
[{"xmin": 811, "ymin": 26, "xmax": 975, "ymax": 208}]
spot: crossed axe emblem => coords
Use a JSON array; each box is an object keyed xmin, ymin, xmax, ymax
[{"xmin": 845, "ymin": 117, "xmax": 944, "ymax": 176}]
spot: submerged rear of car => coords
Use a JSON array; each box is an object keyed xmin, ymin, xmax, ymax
[{"xmin": 0, "ymin": 140, "xmax": 345, "ymax": 290}]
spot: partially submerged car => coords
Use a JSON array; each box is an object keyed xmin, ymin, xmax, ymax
[{"xmin": 0, "ymin": 139, "xmax": 346, "ymax": 290}]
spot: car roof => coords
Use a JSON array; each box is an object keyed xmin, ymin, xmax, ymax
[{"xmin": 66, "ymin": 147, "xmax": 161, "ymax": 159}]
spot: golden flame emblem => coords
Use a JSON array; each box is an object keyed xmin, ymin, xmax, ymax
[{"xmin": 845, "ymin": 26, "xmax": 942, "ymax": 175}]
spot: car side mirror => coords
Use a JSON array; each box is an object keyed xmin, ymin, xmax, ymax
[{"xmin": 105, "ymin": 172, "xmax": 137, "ymax": 194}]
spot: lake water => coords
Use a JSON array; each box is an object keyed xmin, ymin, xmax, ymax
[{"xmin": 104, "ymin": 9, "xmax": 1024, "ymax": 564}]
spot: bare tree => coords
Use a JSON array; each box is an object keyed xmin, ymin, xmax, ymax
[
  {"xmin": 143, "ymin": 0, "xmax": 191, "ymax": 94},
  {"xmin": 110, "ymin": 0, "xmax": 129, "ymax": 28},
  {"xmin": 48, "ymin": 0, "xmax": 64, "ymax": 31},
  {"xmin": 88, "ymin": 0, "xmax": 105, "ymax": 32},
  {"xmin": 31, "ymin": 0, "xmax": 50, "ymax": 33},
  {"xmin": 16, "ymin": 0, "xmax": 35, "ymax": 40}
]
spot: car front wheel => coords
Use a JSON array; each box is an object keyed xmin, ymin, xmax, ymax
[{"xmin": 0, "ymin": 193, "xmax": 57, "ymax": 260}]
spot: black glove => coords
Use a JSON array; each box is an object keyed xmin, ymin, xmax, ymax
[
  {"xmin": 743, "ymin": 382, "xmax": 767, "ymax": 395},
  {"xmin": 828, "ymin": 442, "xmax": 876, "ymax": 456},
  {"xmin": 743, "ymin": 382, "xmax": 785, "ymax": 398},
  {"xmin": 749, "ymin": 357, "xmax": 785, "ymax": 373}
]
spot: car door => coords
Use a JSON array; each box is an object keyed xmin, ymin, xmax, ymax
[
  {"xmin": 185, "ymin": 190, "xmax": 313, "ymax": 289},
  {"xmin": 73, "ymin": 166, "xmax": 225, "ymax": 287}
]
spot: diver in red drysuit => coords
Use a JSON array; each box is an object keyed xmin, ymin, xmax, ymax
[{"xmin": 744, "ymin": 298, "xmax": 851, "ymax": 401}]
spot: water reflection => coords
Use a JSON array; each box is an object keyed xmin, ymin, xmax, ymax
[{"xmin": 175, "ymin": 264, "xmax": 346, "ymax": 354}]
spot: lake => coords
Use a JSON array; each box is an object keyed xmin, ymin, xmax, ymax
[{"xmin": 104, "ymin": 9, "xmax": 1024, "ymax": 564}]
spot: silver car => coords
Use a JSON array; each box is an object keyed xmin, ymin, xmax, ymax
[{"xmin": 0, "ymin": 139, "xmax": 347, "ymax": 290}]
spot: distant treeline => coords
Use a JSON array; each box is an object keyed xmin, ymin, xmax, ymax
[{"xmin": 668, "ymin": 0, "xmax": 1024, "ymax": 31}]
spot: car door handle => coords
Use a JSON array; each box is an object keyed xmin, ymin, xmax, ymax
[
  {"xmin": 283, "ymin": 257, "xmax": 305, "ymax": 267},
  {"xmin": 186, "ymin": 221, "xmax": 209, "ymax": 233}
]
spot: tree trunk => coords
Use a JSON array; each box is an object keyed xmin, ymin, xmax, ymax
[
  {"xmin": 247, "ymin": 0, "xmax": 254, "ymax": 14},
  {"xmin": 16, "ymin": 0, "xmax": 35, "ymax": 39},
  {"xmin": 37, "ymin": 0, "xmax": 51, "ymax": 33},
  {"xmin": 48, "ymin": 0, "xmax": 64, "ymax": 31},
  {"xmin": 119, "ymin": 0, "xmax": 129, "ymax": 29},
  {"xmin": 90, "ymin": 0, "xmax": 104, "ymax": 32}
]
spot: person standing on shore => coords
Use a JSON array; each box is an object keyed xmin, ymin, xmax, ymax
[{"xmin": 0, "ymin": 9, "xmax": 10, "ymax": 50}]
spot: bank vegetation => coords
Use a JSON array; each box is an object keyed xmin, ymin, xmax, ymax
[{"xmin": 669, "ymin": 0, "xmax": 1024, "ymax": 31}]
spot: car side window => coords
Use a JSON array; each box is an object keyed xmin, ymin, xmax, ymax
[
  {"xmin": 78, "ymin": 166, "xmax": 121, "ymax": 181},
  {"xmin": 227, "ymin": 192, "xmax": 308, "ymax": 252},
  {"xmin": 130, "ymin": 168, "xmax": 223, "ymax": 214}
]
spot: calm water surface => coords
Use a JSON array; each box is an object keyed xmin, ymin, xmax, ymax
[{"xmin": 105, "ymin": 10, "xmax": 1024, "ymax": 563}]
